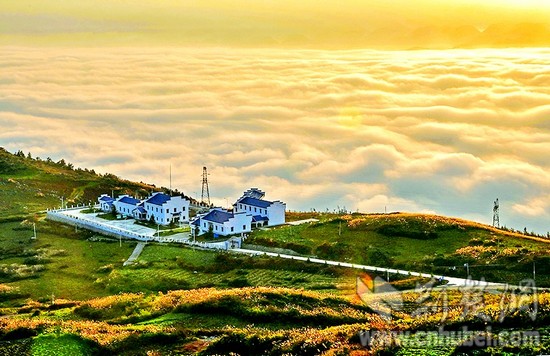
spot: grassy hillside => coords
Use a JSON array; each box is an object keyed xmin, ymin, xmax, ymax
[
  {"xmin": 250, "ymin": 212, "xmax": 550, "ymax": 286},
  {"xmin": 0, "ymin": 287, "xmax": 548, "ymax": 355},
  {"xmin": 1, "ymin": 147, "xmax": 550, "ymax": 355},
  {"xmin": 0, "ymin": 147, "xmax": 184, "ymax": 220}
]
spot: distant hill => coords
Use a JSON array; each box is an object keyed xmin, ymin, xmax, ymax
[
  {"xmin": 249, "ymin": 211, "xmax": 550, "ymax": 286},
  {"xmin": 0, "ymin": 147, "xmax": 191, "ymax": 221}
]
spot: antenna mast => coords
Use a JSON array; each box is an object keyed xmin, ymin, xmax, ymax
[
  {"xmin": 201, "ymin": 167, "xmax": 210, "ymax": 205},
  {"xmin": 492, "ymin": 198, "xmax": 500, "ymax": 228}
]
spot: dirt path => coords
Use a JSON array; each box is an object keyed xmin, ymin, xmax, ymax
[{"xmin": 123, "ymin": 242, "xmax": 146, "ymax": 266}]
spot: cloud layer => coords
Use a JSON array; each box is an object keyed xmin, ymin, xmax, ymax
[{"xmin": 0, "ymin": 47, "xmax": 549, "ymax": 233}]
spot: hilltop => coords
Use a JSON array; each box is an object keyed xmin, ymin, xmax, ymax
[{"xmin": 0, "ymin": 147, "xmax": 191, "ymax": 221}]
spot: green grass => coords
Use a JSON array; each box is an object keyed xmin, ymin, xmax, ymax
[
  {"xmin": 98, "ymin": 245, "xmax": 351, "ymax": 294},
  {"xmin": 0, "ymin": 220, "xmax": 135, "ymax": 303},
  {"xmin": 249, "ymin": 213, "xmax": 550, "ymax": 286},
  {"xmin": 31, "ymin": 334, "xmax": 98, "ymax": 356}
]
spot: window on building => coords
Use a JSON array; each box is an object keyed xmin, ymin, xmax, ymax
[
  {"xmin": 166, "ymin": 209, "xmax": 169, "ymax": 213},
  {"xmin": 183, "ymin": 207, "xmax": 186, "ymax": 211},
  {"xmin": 231, "ymin": 227, "xmax": 234, "ymax": 232},
  {"xmin": 221, "ymin": 227, "xmax": 224, "ymax": 232},
  {"xmin": 215, "ymin": 225, "xmax": 217, "ymax": 231},
  {"xmin": 242, "ymin": 225, "xmax": 246, "ymax": 230},
  {"xmin": 174, "ymin": 208, "xmax": 177, "ymax": 212},
  {"xmin": 204, "ymin": 223, "xmax": 206, "ymax": 228},
  {"xmin": 240, "ymin": 204, "xmax": 243, "ymax": 209},
  {"xmin": 254, "ymin": 207, "xmax": 257, "ymax": 212}
]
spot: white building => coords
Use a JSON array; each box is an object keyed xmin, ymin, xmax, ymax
[
  {"xmin": 98, "ymin": 194, "xmax": 115, "ymax": 212},
  {"xmin": 132, "ymin": 203, "xmax": 147, "ymax": 220},
  {"xmin": 233, "ymin": 188, "xmax": 286, "ymax": 227},
  {"xmin": 113, "ymin": 195, "xmax": 141, "ymax": 217},
  {"xmin": 191, "ymin": 208, "xmax": 252, "ymax": 237},
  {"xmin": 144, "ymin": 192, "xmax": 190, "ymax": 225}
]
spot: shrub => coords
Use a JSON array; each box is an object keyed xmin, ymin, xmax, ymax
[
  {"xmin": 1, "ymin": 327, "xmax": 38, "ymax": 340},
  {"xmin": 227, "ymin": 277, "xmax": 251, "ymax": 288}
]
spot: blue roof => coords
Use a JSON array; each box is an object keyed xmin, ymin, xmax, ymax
[
  {"xmin": 146, "ymin": 193, "xmax": 171, "ymax": 206},
  {"xmin": 252, "ymin": 215, "xmax": 269, "ymax": 222},
  {"xmin": 202, "ymin": 210, "xmax": 233, "ymax": 224},
  {"xmin": 134, "ymin": 206, "xmax": 146, "ymax": 213},
  {"xmin": 118, "ymin": 196, "xmax": 140, "ymax": 205},
  {"xmin": 191, "ymin": 219, "xmax": 200, "ymax": 226},
  {"xmin": 239, "ymin": 196, "xmax": 272, "ymax": 208},
  {"xmin": 99, "ymin": 196, "xmax": 114, "ymax": 202}
]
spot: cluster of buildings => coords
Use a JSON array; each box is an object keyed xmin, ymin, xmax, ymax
[
  {"xmin": 98, "ymin": 192, "xmax": 190, "ymax": 226},
  {"xmin": 98, "ymin": 188, "xmax": 286, "ymax": 238}
]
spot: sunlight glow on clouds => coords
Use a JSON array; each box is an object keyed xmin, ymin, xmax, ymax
[{"xmin": 0, "ymin": 47, "xmax": 549, "ymax": 233}]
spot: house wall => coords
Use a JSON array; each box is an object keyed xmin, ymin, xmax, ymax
[
  {"xmin": 234, "ymin": 201, "xmax": 285, "ymax": 226},
  {"xmin": 267, "ymin": 201, "xmax": 286, "ymax": 226},
  {"xmin": 100, "ymin": 202, "xmax": 112, "ymax": 212},
  {"xmin": 113, "ymin": 197, "xmax": 140, "ymax": 218},
  {"xmin": 196, "ymin": 212, "xmax": 252, "ymax": 236},
  {"xmin": 223, "ymin": 212, "xmax": 252, "ymax": 235},
  {"xmin": 145, "ymin": 196, "xmax": 190, "ymax": 225},
  {"xmin": 235, "ymin": 203, "xmax": 268, "ymax": 216}
]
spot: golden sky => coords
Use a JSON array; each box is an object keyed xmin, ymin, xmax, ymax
[
  {"xmin": 1, "ymin": 2, "xmax": 549, "ymax": 232},
  {"xmin": 1, "ymin": 0, "xmax": 550, "ymax": 48}
]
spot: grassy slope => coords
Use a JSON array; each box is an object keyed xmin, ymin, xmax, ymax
[
  {"xmin": 1, "ymin": 147, "xmax": 550, "ymax": 354},
  {"xmin": 0, "ymin": 287, "xmax": 548, "ymax": 355},
  {"xmin": 0, "ymin": 147, "xmax": 161, "ymax": 219},
  {"xmin": 250, "ymin": 212, "xmax": 550, "ymax": 286}
]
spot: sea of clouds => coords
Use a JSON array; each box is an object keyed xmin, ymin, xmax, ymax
[{"xmin": 0, "ymin": 47, "xmax": 548, "ymax": 233}]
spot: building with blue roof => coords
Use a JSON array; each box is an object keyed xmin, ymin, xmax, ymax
[
  {"xmin": 191, "ymin": 208, "xmax": 252, "ymax": 238},
  {"xmin": 132, "ymin": 203, "xmax": 147, "ymax": 220},
  {"xmin": 98, "ymin": 191, "xmax": 190, "ymax": 226},
  {"xmin": 233, "ymin": 188, "xmax": 286, "ymax": 227},
  {"xmin": 98, "ymin": 194, "xmax": 115, "ymax": 212},
  {"xmin": 144, "ymin": 192, "xmax": 190, "ymax": 225},
  {"xmin": 113, "ymin": 195, "xmax": 142, "ymax": 218}
]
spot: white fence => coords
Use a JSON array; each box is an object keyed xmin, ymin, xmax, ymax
[{"xmin": 46, "ymin": 207, "xmax": 241, "ymax": 250}]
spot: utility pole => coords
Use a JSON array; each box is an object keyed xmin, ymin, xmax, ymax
[
  {"xmin": 31, "ymin": 223, "xmax": 36, "ymax": 240},
  {"xmin": 464, "ymin": 263, "xmax": 470, "ymax": 278},
  {"xmin": 493, "ymin": 198, "xmax": 500, "ymax": 228},
  {"xmin": 533, "ymin": 261, "xmax": 536, "ymax": 282},
  {"xmin": 201, "ymin": 167, "xmax": 210, "ymax": 205}
]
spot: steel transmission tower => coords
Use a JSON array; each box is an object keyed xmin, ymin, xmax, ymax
[
  {"xmin": 201, "ymin": 167, "xmax": 210, "ymax": 205},
  {"xmin": 492, "ymin": 198, "xmax": 500, "ymax": 228}
]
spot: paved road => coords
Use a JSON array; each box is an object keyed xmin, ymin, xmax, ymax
[
  {"xmin": 231, "ymin": 248, "xmax": 504, "ymax": 288},
  {"xmin": 62, "ymin": 209, "xmax": 158, "ymax": 236}
]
